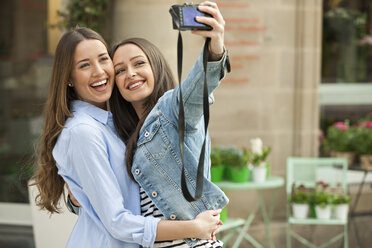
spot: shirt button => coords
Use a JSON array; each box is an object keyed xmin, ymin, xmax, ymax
[
  {"xmin": 152, "ymin": 191, "xmax": 158, "ymax": 197},
  {"xmin": 144, "ymin": 130, "xmax": 150, "ymax": 137},
  {"xmin": 170, "ymin": 214, "xmax": 176, "ymax": 220},
  {"xmin": 191, "ymin": 238, "xmax": 196, "ymax": 241},
  {"xmin": 134, "ymin": 169, "xmax": 140, "ymax": 175}
]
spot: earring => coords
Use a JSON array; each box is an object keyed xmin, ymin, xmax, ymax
[{"xmin": 68, "ymin": 83, "xmax": 73, "ymax": 87}]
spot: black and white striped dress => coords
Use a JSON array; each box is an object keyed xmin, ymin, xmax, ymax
[{"xmin": 140, "ymin": 187, "xmax": 223, "ymax": 248}]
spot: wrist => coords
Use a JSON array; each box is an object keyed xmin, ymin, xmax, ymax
[
  {"xmin": 190, "ymin": 219, "xmax": 201, "ymax": 238},
  {"xmin": 208, "ymin": 46, "xmax": 225, "ymax": 61}
]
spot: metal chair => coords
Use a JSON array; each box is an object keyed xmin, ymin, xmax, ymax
[{"xmin": 286, "ymin": 157, "xmax": 348, "ymax": 248}]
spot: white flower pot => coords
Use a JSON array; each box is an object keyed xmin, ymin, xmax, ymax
[
  {"xmin": 252, "ymin": 166, "xmax": 267, "ymax": 183},
  {"xmin": 315, "ymin": 205, "xmax": 331, "ymax": 220},
  {"xmin": 292, "ymin": 203, "xmax": 309, "ymax": 219},
  {"xmin": 334, "ymin": 204, "xmax": 349, "ymax": 220}
]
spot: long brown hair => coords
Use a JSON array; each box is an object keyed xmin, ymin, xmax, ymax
[
  {"xmin": 109, "ymin": 38, "xmax": 176, "ymax": 180},
  {"xmin": 31, "ymin": 27, "xmax": 108, "ymax": 213}
]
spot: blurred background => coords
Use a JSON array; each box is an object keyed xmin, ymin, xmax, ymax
[{"xmin": 0, "ymin": 0, "xmax": 371, "ymax": 247}]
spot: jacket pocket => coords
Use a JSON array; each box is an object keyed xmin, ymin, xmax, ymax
[{"xmin": 137, "ymin": 118, "xmax": 170, "ymax": 160}]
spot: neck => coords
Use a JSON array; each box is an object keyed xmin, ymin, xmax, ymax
[
  {"xmin": 132, "ymin": 102, "xmax": 144, "ymax": 119},
  {"xmin": 95, "ymin": 101, "xmax": 107, "ymax": 110}
]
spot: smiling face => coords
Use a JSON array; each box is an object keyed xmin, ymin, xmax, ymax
[
  {"xmin": 70, "ymin": 39, "xmax": 114, "ymax": 109},
  {"xmin": 113, "ymin": 43, "xmax": 155, "ymax": 116}
]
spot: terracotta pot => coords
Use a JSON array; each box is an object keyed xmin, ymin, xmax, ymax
[
  {"xmin": 360, "ymin": 155, "xmax": 372, "ymax": 171},
  {"xmin": 330, "ymin": 151, "xmax": 355, "ymax": 168}
]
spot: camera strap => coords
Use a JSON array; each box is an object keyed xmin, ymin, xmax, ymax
[{"xmin": 177, "ymin": 31, "xmax": 211, "ymax": 202}]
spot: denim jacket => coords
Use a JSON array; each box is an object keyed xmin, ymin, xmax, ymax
[{"xmin": 131, "ymin": 50, "xmax": 229, "ymax": 246}]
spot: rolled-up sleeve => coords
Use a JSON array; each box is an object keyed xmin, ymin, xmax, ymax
[{"xmin": 54, "ymin": 123, "xmax": 160, "ymax": 247}]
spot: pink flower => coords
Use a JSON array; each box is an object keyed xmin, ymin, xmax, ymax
[
  {"xmin": 316, "ymin": 181, "xmax": 329, "ymax": 189},
  {"xmin": 359, "ymin": 121, "xmax": 372, "ymax": 128},
  {"xmin": 360, "ymin": 36, "xmax": 372, "ymax": 46},
  {"xmin": 333, "ymin": 122, "xmax": 348, "ymax": 131}
]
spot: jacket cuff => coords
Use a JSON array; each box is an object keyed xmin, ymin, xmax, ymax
[{"xmin": 207, "ymin": 47, "xmax": 231, "ymax": 79}]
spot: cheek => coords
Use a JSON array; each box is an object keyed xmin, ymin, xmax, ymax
[{"xmin": 115, "ymin": 77, "xmax": 129, "ymax": 98}]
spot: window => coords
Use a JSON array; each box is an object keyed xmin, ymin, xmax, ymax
[
  {"xmin": 322, "ymin": 0, "xmax": 372, "ymax": 83},
  {"xmin": 0, "ymin": 0, "xmax": 48, "ymax": 203}
]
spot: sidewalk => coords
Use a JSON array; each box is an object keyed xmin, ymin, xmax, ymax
[
  {"xmin": 1, "ymin": 215, "xmax": 371, "ymax": 248},
  {"xmin": 221, "ymin": 215, "xmax": 372, "ymax": 248}
]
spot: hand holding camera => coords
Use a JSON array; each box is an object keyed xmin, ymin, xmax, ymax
[{"xmin": 170, "ymin": 1, "xmax": 225, "ymax": 61}]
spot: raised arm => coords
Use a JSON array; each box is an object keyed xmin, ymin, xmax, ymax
[{"xmin": 168, "ymin": 1, "xmax": 228, "ymax": 128}]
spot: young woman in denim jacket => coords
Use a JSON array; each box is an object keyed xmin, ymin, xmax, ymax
[
  {"xmin": 110, "ymin": 2, "xmax": 229, "ymax": 247},
  {"xmin": 31, "ymin": 26, "xmax": 223, "ymax": 248}
]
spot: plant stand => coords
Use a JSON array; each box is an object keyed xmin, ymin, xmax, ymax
[{"xmin": 216, "ymin": 176, "xmax": 284, "ymax": 248}]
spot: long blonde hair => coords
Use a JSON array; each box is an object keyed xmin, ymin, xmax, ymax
[{"xmin": 31, "ymin": 27, "xmax": 108, "ymax": 213}]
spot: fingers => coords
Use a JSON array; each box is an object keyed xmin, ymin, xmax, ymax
[
  {"xmin": 208, "ymin": 208, "xmax": 222, "ymax": 215},
  {"xmin": 198, "ymin": 3, "xmax": 224, "ymax": 26}
]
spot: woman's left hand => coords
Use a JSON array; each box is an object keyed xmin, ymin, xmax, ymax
[{"xmin": 191, "ymin": 1, "xmax": 225, "ymax": 61}]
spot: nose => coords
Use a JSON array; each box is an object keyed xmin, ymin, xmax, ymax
[
  {"xmin": 93, "ymin": 63, "xmax": 105, "ymax": 77},
  {"xmin": 126, "ymin": 66, "xmax": 136, "ymax": 78}
]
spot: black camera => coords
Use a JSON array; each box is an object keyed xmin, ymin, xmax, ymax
[{"xmin": 169, "ymin": 3, "xmax": 212, "ymax": 31}]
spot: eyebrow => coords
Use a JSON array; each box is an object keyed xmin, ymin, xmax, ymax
[
  {"xmin": 77, "ymin": 53, "xmax": 108, "ymax": 65},
  {"xmin": 114, "ymin": 55, "xmax": 145, "ymax": 68}
]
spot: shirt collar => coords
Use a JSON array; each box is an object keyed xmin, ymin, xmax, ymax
[{"xmin": 71, "ymin": 100, "xmax": 111, "ymax": 125}]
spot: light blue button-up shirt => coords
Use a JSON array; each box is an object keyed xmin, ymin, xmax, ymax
[{"xmin": 53, "ymin": 100, "xmax": 160, "ymax": 248}]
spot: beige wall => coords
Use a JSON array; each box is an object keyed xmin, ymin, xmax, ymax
[
  {"xmin": 112, "ymin": 0, "xmax": 322, "ymax": 220},
  {"xmin": 47, "ymin": 0, "xmax": 62, "ymax": 54}
]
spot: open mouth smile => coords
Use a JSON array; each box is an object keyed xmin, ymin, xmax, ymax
[
  {"xmin": 91, "ymin": 79, "xmax": 107, "ymax": 88},
  {"xmin": 127, "ymin": 80, "xmax": 145, "ymax": 90}
]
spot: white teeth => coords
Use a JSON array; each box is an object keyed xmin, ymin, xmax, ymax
[
  {"xmin": 92, "ymin": 80, "xmax": 107, "ymax": 87},
  {"xmin": 129, "ymin": 81, "xmax": 143, "ymax": 89}
]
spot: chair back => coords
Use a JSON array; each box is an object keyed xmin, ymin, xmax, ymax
[{"xmin": 286, "ymin": 157, "xmax": 348, "ymax": 195}]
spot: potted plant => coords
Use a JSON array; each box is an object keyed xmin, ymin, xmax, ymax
[
  {"xmin": 332, "ymin": 194, "xmax": 350, "ymax": 220},
  {"xmin": 247, "ymin": 138, "xmax": 271, "ymax": 183},
  {"xmin": 289, "ymin": 184, "xmax": 310, "ymax": 219},
  {"xmin": 311, "ymin": 181, "xmax": 333, "ymax": 220},
  {"xmin": 323, "ymin": 121, "xmax": 356, "ymax": 168},
  {"xmin": 353, "ymin": 121, "xmax": 372, "ymax": 170},
  {"xmin": 210, "ymin": 147, "xmax": 224, "ymax": 182},
  {"xmin": 220, "ymin": 147, "xmax": 249, "ymax": 183},
  {"xmin": 220, "ymin": 207, "xmax": 228, "ymax": 223}
]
